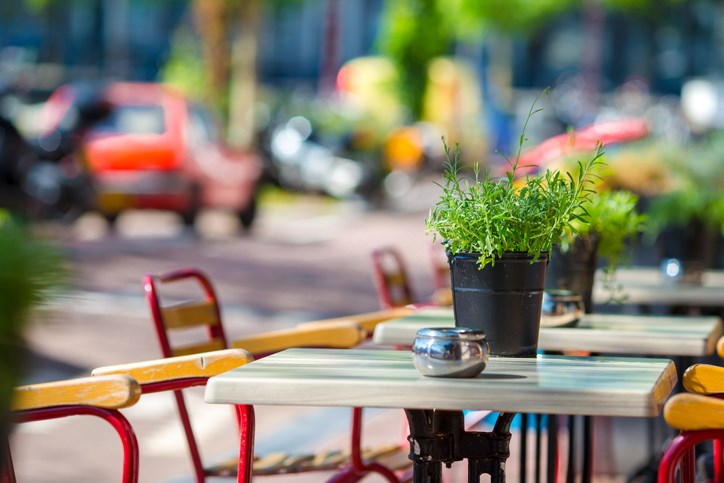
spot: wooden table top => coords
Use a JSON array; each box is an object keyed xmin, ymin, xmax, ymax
[
  {"xmin": 204, "ymin": 348, "xmax": 677, "ymax": 418},
  {"xmin": 372, "ymin": 307, "xmax": 723, "ymax": 356}
]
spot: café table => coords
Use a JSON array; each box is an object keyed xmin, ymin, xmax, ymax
[
  {"xmin": 372, "ymin": 306, "xmax": 723, "ymax": 482},
  {"xmin": 204, "ymin": 348, "xmax": 677, "ymax": 483}
]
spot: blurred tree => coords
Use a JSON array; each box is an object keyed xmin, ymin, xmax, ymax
[
  {"xmin": 192, "ymin": 0, "xmax": 230, "ymax": 117},
  {"xmin": 163, "ymin": 0, "xmax": 305, "ymax": 149},
  {"xmin": 378, "ymin": 0, "xmax": 681, "ymax": 121}
]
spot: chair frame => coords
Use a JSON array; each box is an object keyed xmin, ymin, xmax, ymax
[
  {"xmin": 144, "ymin": 268, "xmax": 404, "ymax": 483},
  {"xmin": 2, "ymin": 375, "xmax": 141, "ymax": 483}
]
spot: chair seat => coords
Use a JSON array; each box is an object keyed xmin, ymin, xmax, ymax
[{"xmin": 205, "ymin": 443, "xmax": 412, "ymax": 476}]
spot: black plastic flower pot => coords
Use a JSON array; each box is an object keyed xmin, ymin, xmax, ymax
[
  {"xmin": 447, "ymin": 251, "xmax": 548, "ymax": 357},
  {"xmin": 545, "ymin": 236, "xmax": 599, "ymax": 314}
]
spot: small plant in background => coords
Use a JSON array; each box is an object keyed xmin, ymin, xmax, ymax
[
  {"xmin": 0, "ymin": 211, "xmax": 67, "ymax": 453},
  {"xmin": 425, "ymin": 90, "xmax": 605, "ymax": 268},
  {"xmin": 560, "ymin": 190, "xmax": 648, "ymax": 302}
]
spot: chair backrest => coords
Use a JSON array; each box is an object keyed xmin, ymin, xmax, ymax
[
  {"xmin": 144, "ymin": 268, "xmax": 228, "ymax": 357},
  {"xmin": 5, "ymin": 375, "xmax": 141, "ymax": 483},
  {"xmin": 370, "ymin": 247, "xmax": 415, "ymax": 309}
]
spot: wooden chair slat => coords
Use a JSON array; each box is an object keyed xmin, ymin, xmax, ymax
[
  {"xmin": 296, "ymin": 307, "xmax": 415, "ymax": 334},
  {"xmin": 384, "ymin": 273, "xmax": 407, "ymax": 285},
  {"xmin": 91, "ymin": 349, "xmax": 252, "ymax": 384},
  {"xmin": 664, "ymin": 393, "xmax": 724, "ymax": 431},
  {"xmin": 231, "ymin": 322, "xmax": 365, "ymax": 356},
  {"xmin": 168, "ymin": 339, "xmax": 226, "ymax": 357},
  {"xmin": 161, "ymin": 301, "xmax": 219, "ymax": 329},
  {"xmin": 682, "ymin": 363, "xmax": 724, "ymax": 395},
  {"xmin": 12, "ymin": 375, "xmax": 140, "ymax": 411}
]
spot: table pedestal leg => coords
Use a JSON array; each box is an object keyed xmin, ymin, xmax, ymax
[{"xmin": 404, "ymin": 410, "xmax": 514, "ymax": 483}]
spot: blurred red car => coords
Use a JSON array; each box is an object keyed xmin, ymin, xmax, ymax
[{"xmin": 41, "ymin": 82, "xmax": 263, "ymax": 229}]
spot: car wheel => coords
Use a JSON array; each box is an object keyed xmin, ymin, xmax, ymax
[
  {"xmin": 103, "ymin": 212, "xmax": 120, "ymax": 228},
  {"xmin": 181, "ymin": 185, "xmax": 201, "ymax": 227},
  {"xmin": 237, "ymin": 194, "xmax": 257, "ymax": 230}
]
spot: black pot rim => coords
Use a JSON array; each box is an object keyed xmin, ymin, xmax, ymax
[{"xmin": 447, "ymin": 250, "xmax": 549, "ymax": 261}]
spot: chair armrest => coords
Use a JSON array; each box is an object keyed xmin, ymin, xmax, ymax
[
  {"xmin": 296, "ymin": 307, "xmax": 415, "ymax": 334},
  {"xmin": 664, "ymin": 392, "xmax": 724, "ymax": 431},
  {"xmin": 682, "ymin": 364, "xmax": 724, "ymax": 395},
  {"xmin": 91, "ymin": 348, "xmax": 252, "ymax": 385},
  {"xmin": 231, "ymin": 321, "xmax": 366, "ymax": 356},
  {"xmin": 12, "ymin": 375, "xmax": 141, "ymax": 412}
]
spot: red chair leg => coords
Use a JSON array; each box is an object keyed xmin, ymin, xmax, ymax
[
  {"xmin": 715, "ymin": 439, "xmax": 724, "ymax": 483},
  {"xmin": 348, "ymin": 407, "xmax": 399, "ymax": 483},
  {"xmin": 236, "ymin": 405, "xmax": 255, "ymax": 483},
  {"xmin": 173, "ymin": 390, "xmax": 205, "ymax": 483},
  {"xmin": 682, "ymin": 447, "xmax": 696, "ymax": 483}
]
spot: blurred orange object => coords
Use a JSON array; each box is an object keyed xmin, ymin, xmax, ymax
[{"xmin": 383, "ymin": 127, "xmax": 424, "ymax": 172}]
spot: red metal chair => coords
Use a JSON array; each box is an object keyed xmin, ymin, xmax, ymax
[
  {"xmin": 143, "ymin": 267, "xmax": 407, "ymax": 482},
  {"xmin": 659, "ymin": 340, "xmax": 724, "ymax": 483},
  {"xmin": 370, "ymin": 247, "xmax": 418, "ymax": 309},
  {"xmin": 1, "ymin": 374, "xmax": 141, "ymax": 483}
]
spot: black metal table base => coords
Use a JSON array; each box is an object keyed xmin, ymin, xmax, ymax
[{"xmin": 405, "ymin": 409, "xmax": 516, "ymax": 483}]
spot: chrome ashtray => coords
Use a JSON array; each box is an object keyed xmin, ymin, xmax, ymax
[
  {"xmin": 541, "ymin": 289, "xmax": 584, "ymax": 328},
  {"xmin": 412, "ymin": 327, "xmax": 490, "ymax": 378}
]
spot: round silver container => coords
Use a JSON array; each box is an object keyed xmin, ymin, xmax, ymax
[
  {"xmin": 412, "ymin": 327, "xmax": 490, "ymax": 378},
  {"xmin": 540, "ymin": 289, "xmax": 585, "ymax": 328}
]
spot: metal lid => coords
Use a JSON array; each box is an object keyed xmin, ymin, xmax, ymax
[{"xmin": 415, "ymin": 327, "xmax": 487, "ymax": 341}]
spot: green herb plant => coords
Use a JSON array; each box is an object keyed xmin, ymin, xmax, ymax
[
  {"xmin": 561, "ymin": 190, "xmax": 647, "ymax": 302},
  {"xmin": 426, "ymin": 90, "xmax": 605, "ymax": 268}
]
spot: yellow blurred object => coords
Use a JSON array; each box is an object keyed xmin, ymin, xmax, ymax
[
  {"xmin": 336, "ymin": 56, "xmax": 403, "ymax": 129},
  {"xmin": 384, "ymin": 127, "xmax": 424, "ymax": 171},
  {"xmin": 422, "ymin": 57, "xmax": 487, "ymax": 162}
]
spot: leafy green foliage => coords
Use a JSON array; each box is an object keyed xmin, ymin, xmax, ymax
[
  {"xmin": 565, "ymin": 190, "xmax": 647, "ymax": 266},
  {"xmin": 159, "ymin": 28, "xmax": 209, "ymax": 103},
  {"xmin": 377, "ymin": 0, "xmax": 452, "ymax": 120},
  {"xmin": 426, "ymin": 92, "xmax": 604, "ymax": 268},
  {"xmin": 0, "ymin": 213, "xmax": 67, "ymax": 441}
]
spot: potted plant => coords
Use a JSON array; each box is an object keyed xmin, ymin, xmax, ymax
[
  {"xmin": 0, "ymin": 212, "xmax": 67, "ymax": 465},
  {"xmin": 425, "ymin": 93, "xmax": 603, "ymax": 356},
  {"xmin": 547, "ymin": 189, "xmax": 647, "ymax": 312}
]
